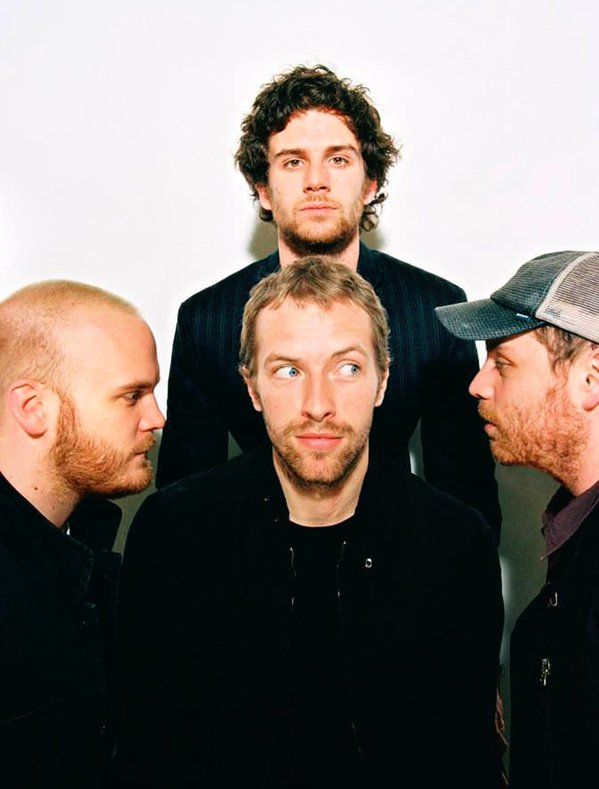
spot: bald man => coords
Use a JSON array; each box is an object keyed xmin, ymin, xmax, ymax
[{"xmin": 0, "ymin": 281, "xmax": 164, "ymax": 789}]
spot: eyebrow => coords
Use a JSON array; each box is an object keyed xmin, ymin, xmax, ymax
[
  {"xmin": 272, "ymin": 144, "xmax": 361, "ymax": 161},
  {"xmin": 113, "ymin": 379, "xmax": 159, "ymax": 394},
  {"xmin": 263, "ymin": 345, "xmax": 368, "ymax": 365}
]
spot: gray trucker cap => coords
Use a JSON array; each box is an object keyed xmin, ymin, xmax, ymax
[{"xmin": 435, "ymin": 250, "xmax": 599, "ymax": 343}]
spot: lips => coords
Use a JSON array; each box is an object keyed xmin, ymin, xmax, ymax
[
  {"xmin": 296, "ymin": 433, "xmax": 343, "ymax": 451},
  {"xmin": 300, "ymin": 201, "xmax": 337, "ymax": 211},
  {"xmin": 133, "ymin": 437, "xmax": 156, "ymax": 456},
  {"xmin": 478, "ymin": 405, "xmax": 499, "ymax": 437}
]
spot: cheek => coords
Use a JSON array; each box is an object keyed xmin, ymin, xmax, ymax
[
  {"xmin": 339, "ymin": 385, "xmax": 381, "ymax": 417},
  {"xmin": 261, "ymin": 390, "xmax": 295, "ymax": 416}
]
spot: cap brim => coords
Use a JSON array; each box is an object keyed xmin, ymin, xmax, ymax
[{"xmin": 435, "ymin": 298, "xmax": 545, "ymax": 341}]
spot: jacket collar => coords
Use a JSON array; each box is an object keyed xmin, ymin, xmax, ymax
[
  {"xmin": 256, "ymin": 242, "xmax": 381, "ymax": 287},
  {"xmin": 241, "ymin": 444, "xmax": 411, "ymax": 545},
  {"xmin": 357, "ymin": 242, "xmax": 384, "ymax": 289},
  {"xmin": 0, "ymin": 473, "xmax": 121, "ymax": 598}
]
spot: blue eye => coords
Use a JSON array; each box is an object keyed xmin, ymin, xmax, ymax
[
  {"xmin": 339, "ymin": 363, "xmax": 360, "ymax": 377},
  {"xmin": 274, "ymin": 365, "xmax": 301, "ymax": 379}
]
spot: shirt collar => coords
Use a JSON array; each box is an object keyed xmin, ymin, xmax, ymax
[{"xmin": 541, "ymin": 478, "xmax": 599, "ymax": 559}]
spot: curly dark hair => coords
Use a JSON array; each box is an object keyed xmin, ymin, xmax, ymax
[{"xmin": 235, "ymin": 65, "xmax": 400, "ymax": 231}]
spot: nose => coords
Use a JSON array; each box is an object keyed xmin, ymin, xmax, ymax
[
  {"xmin": 139, "ymin": 394, "xmax": 166, "ymax": 432},
  {"xmin": 304, "ymin": 160, "xmax": 330, "ymax": 193},
  {"xmin": 469, "ymin": 362, "xmax": 494, "ymax": 401},
  {"xmin": 301, "ymin": 374, "xmax": 335, "ymax": 422}
]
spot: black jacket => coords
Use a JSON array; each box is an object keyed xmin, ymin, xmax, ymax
[
  {"xmin": 157, "ymin": 244, "xmax": 501, "ymax": 541},
  {"xmin": 510, "ymin": 501, "xmax": 599, "ymax": 788},
  {"xmin": 116, "ymin": 448, "xmax": 504, "ymax": 788},
  {"xmin": 0, "ymin": 474, "xmax": 121, "ymax": 789}
]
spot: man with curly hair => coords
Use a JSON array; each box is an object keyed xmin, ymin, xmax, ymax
[{"xmin": 157, "ymin": 64, "xmax": 501, "ymax": 540}]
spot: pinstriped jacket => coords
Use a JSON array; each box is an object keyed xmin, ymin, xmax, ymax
[{"xmin": 157, "ymin": 243, "xmax": 501, "ymax": 540}]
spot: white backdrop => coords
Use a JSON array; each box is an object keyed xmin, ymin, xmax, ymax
[{"xmin": 2, "ymin": 0, "xmax": 598, "ymax": 730}]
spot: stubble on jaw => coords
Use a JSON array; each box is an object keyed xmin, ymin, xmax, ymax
[
  {"xmin": 49, "ymin": 396, "xmax": 155, "ymax": 500},
  {"xmin": 267, "ymin": 419, "xmax": 371, "ymax": 496},
  {"xmin": 478, "ymin": 386, "xmax": 587, "ymax": 489},
  {"xmin": 279, "ymin": 212, "xmax": 360, "ymax": 258},
  {"xmin": 272, "ymin": 179, "xmax": 371, "ymax": 259}
]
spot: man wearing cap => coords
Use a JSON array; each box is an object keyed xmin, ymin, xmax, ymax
[{"xmin": 436, "ymin": 250, "xmax": 599, "ymax": 789}]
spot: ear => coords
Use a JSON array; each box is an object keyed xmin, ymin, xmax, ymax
[
  {"xmin": 374, "ymin": 366, "xmax": 389, "ymax": 408},
  {"xmin": 6, "ymin": 380, "xmax": 55, "ymax": 437},
  {"xmin": 579, "ymin": 348, "xmax": 599, "ymax": 412},
  {"xmin": 241, "ymin": 368, "xmax": 263, "ymax": 413},
  {"xmin": 256, "ymin": 183, "xmax": 272, "ymax": 212},
  {"xmin": 362, "ymin": 178, "xmax": 378, "ymax": 206}
]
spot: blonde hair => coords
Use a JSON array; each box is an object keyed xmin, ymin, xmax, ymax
[
  {"xmin": 0, "ymin": 280, "xmax": 138, "ymax": 393},
  {"xmin": 239, "ymin": 258, "xmax": 390, "ymax": 379}
]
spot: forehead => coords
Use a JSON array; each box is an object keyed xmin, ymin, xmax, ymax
[
  {"xmin": 62, "ymin": 308, "xmax": 158, "ymax": 388},
  {"xmin": 254, "ymin": 298, "xmax": 375, "ymax": 361},
  {"xmin": 490, "ymin": 330, "xmax": 552, "ymax": 361},
  {"xmin": 268, "ymin": 109, "xmax": 359, "ymax": 154}
]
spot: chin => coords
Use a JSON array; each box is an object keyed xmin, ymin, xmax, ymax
[{"xmin": 89, "ymin": 469, "xmax": 154, "ymax": 499}]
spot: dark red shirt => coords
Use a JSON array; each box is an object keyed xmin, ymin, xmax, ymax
[{"xmin": 542, "ymin": 477, "xmax": 599, "ymax": 560}]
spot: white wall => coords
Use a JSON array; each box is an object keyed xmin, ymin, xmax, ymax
[{"xmin": 2, "ymin": 0, "xmax": 598, "ymax": 735}]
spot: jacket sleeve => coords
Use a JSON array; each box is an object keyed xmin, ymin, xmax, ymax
[
  {"xmin": 422, "ymin": 509, "xmax": 505, "ymax": 787},
  {"xmin": 156, "ymin": 302, "xmax": 229, "ymax": 488},
  {"xmin": 420, "ymin": 287, "xmax": 502, "ymax": 542},
  {"xmin": 113, "ymin": 495, "xmax": 204, "ymax": 788}
]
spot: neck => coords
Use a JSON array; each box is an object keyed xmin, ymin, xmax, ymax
[
  {"xmin": 273, "ymin": 445, "xmax": 369, "ymax": 527},
  {"xmin": 566, "ymin": 456, "xmax": 599, "ymax": 498},
  {"xmin": 557, "ymin": 422, "xmax": 599, "ymax": 497},
  {"xmin": 277, "ymin": 232, "xmax": 361, "ymax": 271},
  {"xmin": 0, "ymin": 449, "xmax": 78, "ymax": 529}
]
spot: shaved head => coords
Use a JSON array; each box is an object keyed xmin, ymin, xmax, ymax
[{"xmin": 0, "ymin": 280, "xmax": 139, "ymax": 396}]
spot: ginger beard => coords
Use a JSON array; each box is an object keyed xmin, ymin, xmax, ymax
[
  {"xmin": 479, "ymin": 381, "xmax": 587, "ymax": 487},
  {"xmin": 264, "ymin": 416, "xmax": 372, "ymax": 494},
  {"xmin": 51, "ymin": 395, "xmax": 155, "ymax": 499}
]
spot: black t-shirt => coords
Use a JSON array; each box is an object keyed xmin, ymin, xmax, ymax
[{"xmin": 269, "ymin": 518, "xmax": 364, "ymax": 789}]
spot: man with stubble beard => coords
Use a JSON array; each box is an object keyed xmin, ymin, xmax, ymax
[
  {"xmin": 156, "ymin": 64, "xmax": 501, "ymax": 543},
  {"xmin": 0, "ymin": 280, "xmax": 164, "ymax": 789},
  {"xmin": 116, "ymin": 259, "xmax": 503, "ymax": 789},
  {"xmin": 436, "ymin": 250, "xmax": 599, "ymax": 788}
]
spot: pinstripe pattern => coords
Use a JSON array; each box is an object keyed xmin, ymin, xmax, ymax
[{"xmin": 157, "ymin": 244, "xmax": 500, "ymax": 539}]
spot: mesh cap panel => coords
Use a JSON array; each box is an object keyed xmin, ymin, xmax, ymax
[{"xmin": 537, "ymin": 252, "xmax": 599, "ymax": 343}]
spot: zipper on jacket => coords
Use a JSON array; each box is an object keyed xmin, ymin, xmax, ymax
[
  {"xmin": 540, "ymin": 657, "xmax": 552, "ymax": 687},
  {"xmin": 336, "ymin": 539, "xmax": 347, "ymax": 606},
  {"xmin": 288, "ymin": 545, "xmax": 296, "ymax": 615},
  {"xmin": 349, "ymin": 718, "xmax": 364, "ymax": 759},
  {"xmin": 334, "ymin": 539, "xmax": 364, "ymax": 760}
]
